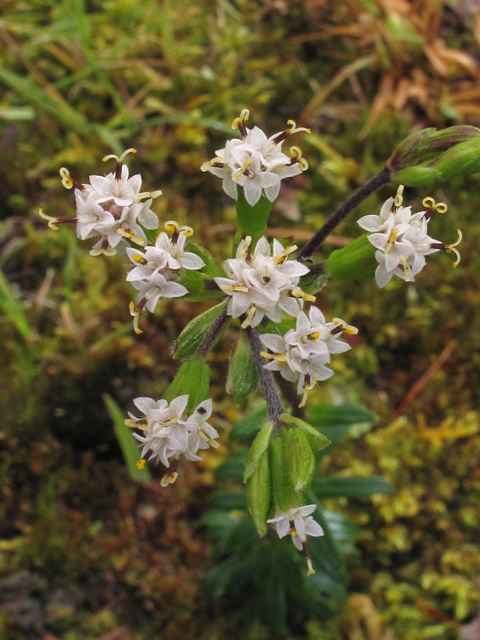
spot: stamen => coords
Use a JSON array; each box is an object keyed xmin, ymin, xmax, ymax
[
  {"xmin": 290, "ymin": 289, "xmax": 316, "ymax": 303},
  {"xmin": 133, "ymin": 254, "xmax": 147, "ymax": 264},
  {"xmin": 273, "ymin": 244, "xmax": 298, "ymax": 264},
  {"xmin": 124, "ymin": 418, "xmax": 148, "ymax": 430},
  {"xmin": 39, "ymin": 209, "xmax": 59, "ymax": 231},
  {"xmin": 136, "ymin": 459, "xmax": 147, "ymax": 470},
  {"xmin": 241, "ymin": 306, "xmax": 257, "ymax": 329},
  {"xmin": 286, "ymin": 120, "xmax": 311, "ymax": 135},
  {"xmin": 332, "ymin": 318, "xmax": 358, "ymax": 335},
  {"xmin": 394, "ymin": 184, "xmax": 404, "ymax": 208},
  {"xmin": 129, "ymin": 301, "xmax": 143, "ymax": 335},
  {"xmin": 306, "ymin": 557, "xmax": 315, "ymax": 577},
  {"xmin": 308, "ymin": 331, "xmax": 320, "ymax": 340},
  {"xmin": 445, "ymin": 229, "xmax": 462, "ymax": 268},
  {"xmin": 422, "ymin": 196, "xmax": 447, "ymax": 214},
  {"xmin": 59, "ymin": 167, "xmax": 73, "ymax": 190},
  {"xmin": 399, "ymin": 255, "xmax": 412, "ymax": 282},
  {"xmin": 137, "ymin": 189, "xmax": 163, "ymax": 201},
  {"xmin": 289, "ymin": 520, "xmax": 297, "ymax": 536},
  {"xmin": 220, "ymin": 284, "xmax": 250, "ymax": 293},
  {"xmin": 198, "ymin": 429, "xmax": 219, "ymax": 448},
  {"xmin": 160, "ymin": 472, "xmax": 178, "ymax": 487},
  {"xmin": 386, "ymin": 229, "xmax": 398, "ymax": 254},
  {"xmin": 103, "ymin": 148, "xmax": 137, "ymax": 164},
  {"xmin": 201, "ymin": 157, "xmax": 225, "ymax": 172},
  {"xmin": 117, "ymin": 228, "xmax": 145, "ymax": 245},
  {"xmin": 232, "ymin": 157, "xmax": 253, "ymax": 181},
  {"xmin": 298, "ymin": 389, "xmax": 309, "ymax": 408},
  {"xmin": 231, "ymin": 109, "xmax": 250, "ymax": 137},
  {"xmin": 237, "ymin": 236, "xmax": 252, "ymax": 261}
]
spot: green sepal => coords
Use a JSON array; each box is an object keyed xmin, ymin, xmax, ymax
[
  {"xmin": 162, "ymin": 357, "xmax": 210, "ymax": 413},
  {"xmin": 280, "ymin": 413, "xmax": 331, "ymax": 450},
  {"xmin": 186, "ymin": 242, "xmax": 225, "ymax": 278},
  {"xmin": 235, "ymin": 187, "xmax": 273, "ymax": 249},
  {"xmin": 246, "ymin": 451, "xmax": 271, "ymax": 537},
  {"xmin": 283, "ymin": 426, "xmax": 315, "ymax": 493},
  {"xmin": 243, "ymin": 420, "xmax": 274, "ymax": 482},
  {"xmin": 269, "ymin": 434, "xmax": 297, "ymax": 512},
  {"xmin": 391, "ymin": 166, "xmax": 440, "ymax": 187},
  {"xmin": 178, "ymin": 270, "xmax": 225, "ymax": 302},
  {"xmin": 227, "ymin": 331, "xmax": 259, "ymax": 405},
  {"xmin": 173, "ymin": 300, "xmax": 229, "ymax": 359},
  {"xmin": 324, "ymin": 235, "xmax": 377, "ymax": 281}
]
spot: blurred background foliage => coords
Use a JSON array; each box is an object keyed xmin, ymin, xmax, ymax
[{"xmin": 1, "ymin": 0, "xmax": 480, "ymax": 638}]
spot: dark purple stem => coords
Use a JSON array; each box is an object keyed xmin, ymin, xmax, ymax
[
  {"xmin": 196, "ymin": 306, "xmax": 229, "ymax": 357},
  {"xmin": 299, "ymin": 166, "xmax": 391, "ymax": 259}
]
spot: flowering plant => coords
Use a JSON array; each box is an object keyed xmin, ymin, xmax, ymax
[{"xmin": 39, "ymin": 110, "xmax": 479, "ymax": 589}]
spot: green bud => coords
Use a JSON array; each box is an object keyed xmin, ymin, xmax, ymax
[
  {"xmin": 284, "ymin": 427, "xmax": 315, "ymax": 492},
  {"xmin": 235, "ymin": 187, "xmax": 273, "ymax": 249},
  {"xmin": 174, "ymin": 300, "xmax": 229, "ymax": 359},
  {"xmin": 280, "ymin": 413, "xmax": 331, "ymax": 450},
  {"xmin": 269, "ymin": 434, "xmax": 297, "ymax": 512},
  {"xmin": 227, "ymin": 331, "xmax": 259, "ymax": 405},
  {"xmin": 324, "ymin": 235, "xmax": 377, "ymax": 281},
  {"xmin": 246, "ymin": 451, "xmax": 271, "ymax": 537},
  {"xmin": 163, "ymin": 357, "xmax": 210, "ymax": 413},
  {"xmin": 432, "ymin": 139, "xmax": 480, "ymax": 177},
  {"xmin": 178, "ymin": 270, "xmax": 225, "ymax": 302},
  {"xmin": 243, "ymin": 420, "xmax": 274, "ymax": 482},
  {"xmin": 392, "ymin": 166, "xmax": 440, "ymax": 187}
]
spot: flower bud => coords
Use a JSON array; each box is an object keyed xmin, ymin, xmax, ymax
[
  {"xmin": 174, "ymin": 300, "xmax": 228, "ymax": 359},
  {"xmin": 389, "ymin": 125, "xmax": 480, "ymax": 186},
  {"xmin": 227, "ymin": 331, "xmax": 259, "ymax": 406},
  {"xmin": 269, "ymin": 434, "xmax": 297, "ymax": 512},
  {"xmin": 163, "ymin": 357, "xmax": 210, "ymax": 413},
  {"xmin": 324, "ymin": 235, "xmax": 377, "ymax": 281},
  {"xmin": 243, "ymin": 420, "xmax": 274, "ymax": 482},
  {"xmin": 246, "ymin": 450, "xmax": 271, "ymax": 537},
  {"xmin": 280, "ymin": 413, "xmax": 331, "ymax": 450},
  {"xmin": 283, "ymin": 426, "xmax": 315, "ymax": 493}
]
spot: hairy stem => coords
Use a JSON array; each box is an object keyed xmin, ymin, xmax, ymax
[
  {"xmin": 245, "ymin": 326, "xmax": 284, "ymax": 429},
  {"xmin": 299, "ymin": 166, "xmax": 391, "ymax": 259},
  {"xmin": 196, "ymin": 306, "xmax": 229, "ymax": 357}
]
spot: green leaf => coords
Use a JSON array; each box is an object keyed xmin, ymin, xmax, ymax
[
  {"xmin": 311, "ymin": 476, "xmax": 393, "ymax": 499},
  {"xmin": 235, "ymin": 187, "xmax": 273, "ymax": 247},
  {"xmin": 186, "ymin": 242, "xmax": 225, "ymax": 278},
  {"xmin": 174, "ymin": 300, "xmax": 228, "ymax": 359},
  {"xmin": 247, "ymin": 451, "xmax": 271, "ymax": 536},
  {"xmin": 103, "ymin": 394, "xmax": 151, "ymax": 483},
  {"xmin": 228, "ymin": 402, "xmax": 268, "ymax": 441},
  {"xmin": 243, "ymin": 420, "xmax": 273, "ymax": 482},
  {"xmin": 227, "ymin": 331, "xmax": 259, "ymax": 405},
  {"xmin": 178, "ymin": 270, "xmax": 225, "ymax": 302},
  {"xmin": 214, "ymin": 452, "xmax": 247, "ymax": 481},
  {"xmin": 162, "ymin": 358, "xmax": 210, "ymax": 413},
  {"xmin": 208, "ymin": 490, "xmax": 247, "ymax": 511},
  {"xmin": 307, "ymin": 403, "xmax": 378, "ymax": 427}
]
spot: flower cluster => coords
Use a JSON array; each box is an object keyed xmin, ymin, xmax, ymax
[
  {"xmin": 125, "ymin": 394, "xmax": 219, "ymax": 487},
  {"xmin": 202, "ymin": 109, "xmax": 310, "ymax": 206},
  {"xmin": 260, "ymin": 306, "xmax": 357, "ymax": 407},
  {"xmin": 40, "ymin": 149, "xmax": 161, "ymax": 256},
  {"xmin": 127, "ymin": 221, "xmax": 205, "ymax": 333},
  {"xmin": 215, "ymin": 236, "xmax": 313, "ymax": 329},
  {"xmin": 268, "ymin": 504, "xmax": 324, "ymax": 576},
  {"xmin": 358, "ymin": 191, "xmax": 462, "ymax": 288}
]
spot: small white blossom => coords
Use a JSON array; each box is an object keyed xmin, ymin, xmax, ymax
[
  {"xmin": 260, "ymin": 306, "xmax": 356, "ymax": 407},
  {"xmin": 131, "ymin": 272, "xmax": 188, "ymax": 313},
  {"xmin": 126, "ymin": 395, "xmax": 219, "ymax": 487},
  {"xmin": 202, "ymin": 109, "xmax": 309, "ymax": 206},
  {"xmin": 267, "ymin": 504, "xmax": 324, "ymax": 575},
  {"xmin": 214, "ymin": 236, "xmax": 312, "ymax": 329},
  {"xmin": 358, "ymin": 192, "xmax": 462, "ymax": 288}
]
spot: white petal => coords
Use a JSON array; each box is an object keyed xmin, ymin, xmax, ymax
[{"xmin": 244, "ymin": 180, "xmax": 262, "ymax": 206}]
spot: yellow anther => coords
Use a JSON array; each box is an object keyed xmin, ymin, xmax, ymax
[
  {"xmin": 260, "ymin": 351, "xmax": 274, "ymax": 361},
  {"xmin": 291, "ymin": 288, "xmax": 315, "ymax": 302},
  {"xmin": 290, "ymin": 528, "xmax": 297, "ymax": 536},
  {"xmin": 124, "ymin": 419, "xmax": 138, "ymax": 428},
  {"xmin": 386, "ymin": 228, "xmax": 398, "ymax": 254},
  {"xmin": 290, "ymin": 146, "xmax": 302, "ymax": 159},
  {"xmin": 333, "ymin": 318, "xmax": 358, "ymax": 335},
  {"xmin": 165, "ymin": 220, "xmax": 179, "ymax": 233},
  {"xmin": 129, "ymin": 301, "xmax": 143, "ymax": 335},
  {"xmin": 303, "ymin": 292, "xmax": 316, "ymax": 303},
  {"xmin": 232, "ymin": 158, "xmax": 253, "ymax": 181},
  {"xmin": 286, "ymin": 120, "xmax": 311, "ymax": 135},
  {"xmin": 394, "ymin": 184, "xmax": 404, "ymax": 208},
  {"xmin": 309, "ymin": 331, "xmax": 320, "ymax": 340},
  {"xmin": 237, "ymin": 236, "xmax": 252, "ymax": 261},
  {"xmin": 162, "ymin": 416, "xmax": 178, "ymax": 428},
  {"xmin": 399, "ymin": 255, "xmax": 412, "ymax": 282},
  {"xmin": 201, "ymin": 157, "xmax": 224, "ymax": 172},
  {"xmin": 422, "ymin": 196, "xmax": 447, "ymax": 214},
  {"xmin": 103, "ymin": 148, "xmax": 137, "ymax": 163},
  {"xmin": 136, "ymin": 459, "xmax": 147, "ymax": 470},
  {"xmin": 89, "ymin": 246, "xmax": 116, "ymax": 257},
  {"xmin": 137, "ymin": 189, "xmax": 162, "ymax": 201},
  {"xmin": 306, "ymin": 557, "xmax": 316, "ymax": 577},
  {"xmin": 445, "ymin": 229, "xmax": 462, "ymax": 268},
  {"xmin": 231, "ymin": 108, "xmax": 250, "ymax": 130},
  {"xmin": 39, "ymin": 209, "xmax": 59, "ymax": 231},
  {"xmin": 59, "ymin": 167, "xmax": 73, "ymax": 189},
  {"xmin": 298, "ymin": 390, "xmax": 309, "ymax": 409},
  {"xmin": 298, "ymin": 158, "xmax": 309, "ymax": 171},
  {"xmin": 241, "ymin": 306, "xmax": 257, "ymax": 329},
  {"xmin": 160, "ymin": 472, "xmax": 178, "ymax": 487},
  {"xmin": 180, "ymin": 226, "xmax": 193, "ymax": 237},
  {"xmin": 133, "ymin": 254, "xmax": 147, "ymax": 264},
  {"xmin": 273, "ymin": 244, "xmax": 298, "ymax": 264}
]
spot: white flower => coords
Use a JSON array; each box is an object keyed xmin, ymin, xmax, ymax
[
  {"xmin": 214, "ymin": 236, "xmax": 312, "ymax": 329},
  {"xmin": 75, "ymin": 192, "xmax": 116, "ymax": 241},
  {"xmin": 202, "ymin": 110, "xmax": 309, "ymax": 206},
  {"xmin": 131, "ymin": 272, "xmax": 188, "ymax": 313},
  {"xmin": 260, "ymin": 307, "xmax": 356, "ymax": 407},
  {"xmin": 358, "ymin": 193, "xmax": 462, "ymax": 289},
  {"xmin": 267, "ymin": 504, "xmax": 324, "ymax": 575},
  {"xmin": 125, "ymin": 395, "xmax": 219, "ymax": 486}
]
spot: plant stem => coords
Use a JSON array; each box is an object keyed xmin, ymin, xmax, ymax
[
  {"xmin": 298, "ymin": 166, "xmax": 391, "ymax": 259},
  {"xmin": 245, "ymin": 326, "xmax": 284, "ymax": 429},
  {"xmin": 196, "ymin": 306, "xmax": 229, "ymax": 357}
]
